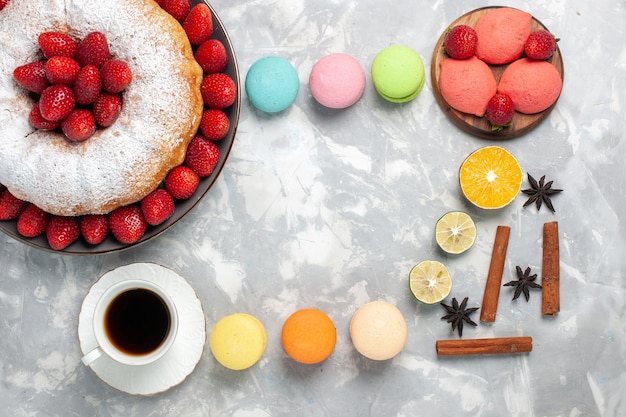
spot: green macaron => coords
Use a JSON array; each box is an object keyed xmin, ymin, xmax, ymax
[{"xmin": 371, "ymin": 45, "xmax": 425, "ymax": 103}]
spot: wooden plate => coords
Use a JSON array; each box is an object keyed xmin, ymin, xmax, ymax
[{"xmin": 431, "ymin": 7, "xmax": 564, "ymax": 140}]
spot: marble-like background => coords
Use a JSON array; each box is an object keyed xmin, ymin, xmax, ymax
[{"xmin": 1, "ymin": 0, "xmax": 625, "ymax": 416}]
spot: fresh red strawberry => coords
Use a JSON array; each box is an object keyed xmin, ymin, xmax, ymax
[
  {"xmin": 45, "ymin": 56, "xmax": 81, "ymax": 85},
  {"xmin": 525, "ymin": 30, "xmax": 558, "ymax": 60},
  {"xmin": 100, "ymin": 60, "xmax": 133, "ymax": 93},
  {"xmin": 61, "ymin": 109, "xmax": 96, "ymax": 141},
  {"xmin": 195, "ymin": 39, "xmax": 228, "ymax": 74},
  {"xmin": 200, "ymin": 73, "xmax": 236, "ymax": 109},
  {"xmin": 199, "ymin": 109, "xmax": 229, "ymax": 140},
  {"xmin": 0, "ymin": 0, "xmax": 10, "ymax": 11},
  {"xmin": 73, "ymin": 65, "xmax": 101, "ymax": 105},
  {"xmin": 165, "ymin": 166, "xmax": 199, "ymax": 199},
  {"xmin": 13, "ymin": 60, "xmax": 50, "ymax": 94},
  {"xmin": 17, "ymin": 204, "xmax": 51, "ymax": 237},
  {"xmin": 141, "ymin": 188, "xmax": 175, "ymax": 226},
  {"xmin": 80, "ymin": 214, "xmax": 109, "ymax": 245},
  {"xmin": 46, "ymin": 216, "xmax": 80, "ymax": 250},
  {"xmin": 38, "ymin": 32, "xmax": 77, "ymax": 59},
  {"xmin": 75, "ymin": 32, "xmax": 111, "ymax": 68},
  {"xmin": 92, "ymin": 93, "xmax": 122, "ymax": 127},
  {"xmin": 0, "ymin": 189, "xmax": 28, "ymax": 220},
  {"xmin": 444, "ymin": 25, "xmax": 478, "ymax": 59},
  {"xmin": 183, "ymin": 3, "xmax": 213, "ymax": 45},
  {"xmin": 39, "ymin": 84, "xmax": 75, "ymax": 121},
  {"xmin": 486, "ymin": 93, "xmax": 515, "ymax": 131},
  {"xmin": 160, "ymin": 0, "xmax": 191, "ymax": 23},
  {"xmin": 109, "ymin": 205, "xmax": 147, "ymax": 244},
  {"xmin": 29, "ymin": 103, "xmax": 60, "ymax": 130},
  {"xmin": 185, "ymin": 135, "xmax": 220, "ymax": 177}
]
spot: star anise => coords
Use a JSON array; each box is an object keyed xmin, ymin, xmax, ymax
[
  {"xmin": 503, "ymin": 266, "xmax": 542, "ymax": 301},
  {"xmin": 521, "ymin": 173, "xmax": 563, "ymax": 213},
  {"xmin": 440, "ymin": 297, "xmax": 479, "ymax": 337}
]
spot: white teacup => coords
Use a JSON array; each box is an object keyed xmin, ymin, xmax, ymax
[{"xmin": 81, "ymin": 279, "xmax": 179, "ymax": 367}]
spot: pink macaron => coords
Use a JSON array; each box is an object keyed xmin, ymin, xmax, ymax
[{"xmin": 309, "ymin": 53, "xmax": 366, "ymax": 109}]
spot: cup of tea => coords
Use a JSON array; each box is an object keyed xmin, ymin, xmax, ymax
[{"xmin": 81, "ymin": 279, "xmax": 179, "ymax": 367}]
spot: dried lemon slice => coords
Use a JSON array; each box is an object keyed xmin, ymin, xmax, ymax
[
  {"xmin": 435, "ymin": 211, "xmax": 477, "ymax": 254},
  {"xmin": 459, "ymin": 146, "xmax": 523, "ymax": 209},
  {"xmin": 409, "ymin": 260, "xmax": 452, "ymax": 304}
]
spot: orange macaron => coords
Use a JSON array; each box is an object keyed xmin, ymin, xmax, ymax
[{"xmin": 281, "ymin": 308, "xmax": 337, "ymax": 364}]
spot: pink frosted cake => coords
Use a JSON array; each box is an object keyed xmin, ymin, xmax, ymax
[
  {"xmin": 439, "ymin": 56, "xmax": 497, "ymax": 117},
  {"xmin": 474, "ymin": 7, "xmax": 532, "ymax": 65},
  {"xmin": 497, "ymin": 58, "xmax": 563, "ymax": 114}
]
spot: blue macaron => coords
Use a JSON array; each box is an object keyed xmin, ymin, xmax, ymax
[{"xmin": 245, "ymin": 56, "xmax": 300, "ymax": 113}]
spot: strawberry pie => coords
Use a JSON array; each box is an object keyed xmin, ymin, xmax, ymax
[{"xmin": 0, "ymin": 0, "xmax": 204, "ymax": 217}]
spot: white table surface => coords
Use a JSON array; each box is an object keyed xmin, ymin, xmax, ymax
[{"xmin": 1, "ymin": 0, "xmax": 625, "ymax": 416}]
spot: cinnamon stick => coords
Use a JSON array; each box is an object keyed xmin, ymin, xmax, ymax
[
  {"xmin": 480, "ymin": 225, "xmax": 510, "ymax": 322},
  {"xmin": 542, "ymin": 221, "xmax": 560, "ymax": 316},
  {"xmin": 436, "ymin": 336, "xmax": 532, "ymax": 356}
]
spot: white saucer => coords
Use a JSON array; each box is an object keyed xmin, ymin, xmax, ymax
[{"xmin": 78, "ymin": 263, "xmax": 206, "ymax": 396}]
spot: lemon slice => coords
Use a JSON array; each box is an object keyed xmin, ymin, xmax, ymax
[
  {"xmin": 409, "ymin": 260, "xmax": 452, "ymax": 304},
  {"xmin": 459, "ymin": 146, "xmax": 523, "ymax": 209},
  {"xmin": 435, "ymin": 211, "xmax": 477, "ymax": 254}
]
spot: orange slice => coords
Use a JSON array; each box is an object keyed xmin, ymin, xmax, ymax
[{"xmin": 459, "ymin": 146, "xmax": 523, "ymax": 209}]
